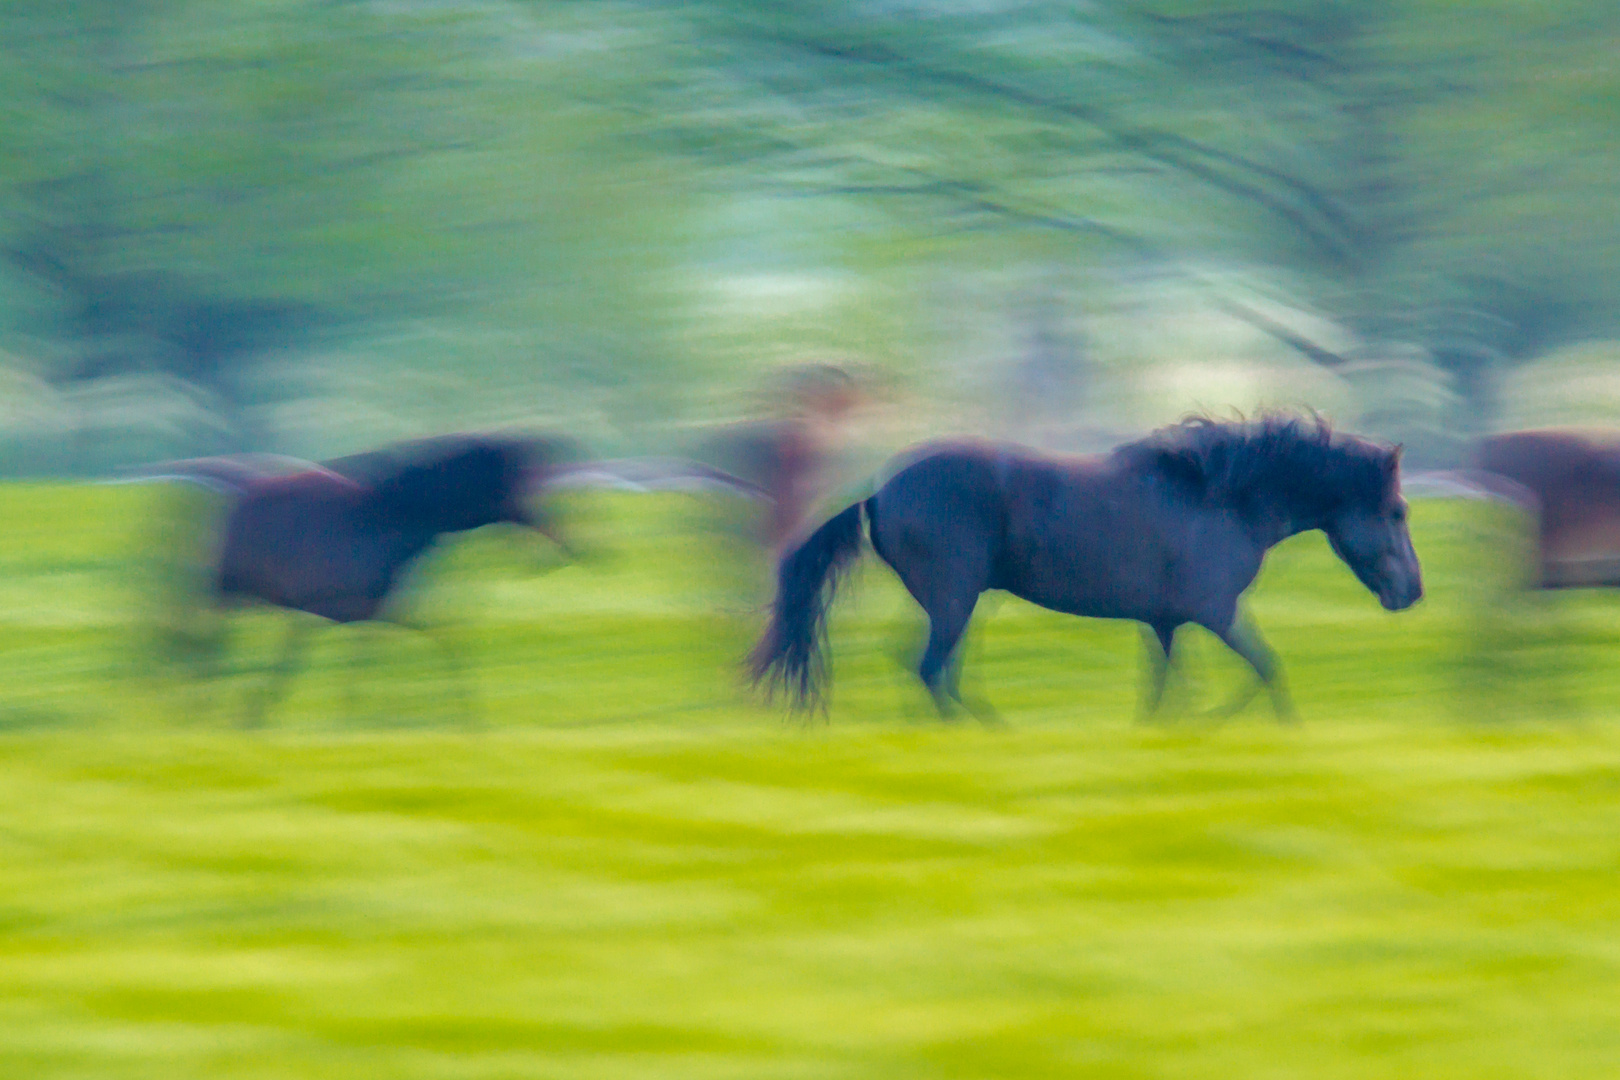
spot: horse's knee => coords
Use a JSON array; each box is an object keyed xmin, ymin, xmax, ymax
[{"xmin": 917, "ymin": 643, "xmax": 951, "ymax": 691}]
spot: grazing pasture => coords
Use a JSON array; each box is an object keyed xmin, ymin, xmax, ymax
[{"xmin": 1, "ymin": 485, "xmax": 1619, "ymax": 1078}]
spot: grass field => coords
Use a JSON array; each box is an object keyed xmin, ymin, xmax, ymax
[{"xmin": 2, "ymin": 485, "xmax": 1619, "ymax": 1078}]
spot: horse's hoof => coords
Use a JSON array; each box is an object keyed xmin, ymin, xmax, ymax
[{"xmin": 968, "ymin": 708, "xmax": 1005, "ymax": 729}]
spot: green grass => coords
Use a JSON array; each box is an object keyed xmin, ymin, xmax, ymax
[{"xmin": 2, "ymin": 485, "xmax": 1620, "ymax": 1078}]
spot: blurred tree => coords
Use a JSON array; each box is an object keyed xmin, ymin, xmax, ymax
[
  {"xmin": 0, "ymin": 0, "xmax": 695, "ymax": 466},
  {"xmin": 585, "ymin": 0, "xmax": 1620, "ymax": 455},
  {"xmin": 4, "ymin": 0, "xmax": 1617, "ymax": 469},
  {"xmin": 1136, "ymin": 1, "xmax": 1620, "ymax": 446}
]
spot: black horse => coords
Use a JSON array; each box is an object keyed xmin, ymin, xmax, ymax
[
  {"xmin": 750, "ymin": 414, "xmax": 1424, "ymax": 719},
  {"xmin": 168, "ymin": 434, "xmax": 575, "ymax": 724}
]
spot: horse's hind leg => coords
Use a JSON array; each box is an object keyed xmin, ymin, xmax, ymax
[
  {"xmin": 879, "ymin": 514, "xmax": 994, "ymax": 721},
  {"xmin": 915, "ymin": 588, "xmax": 982, "ymax": 719},
  {"xmin": 1209, "ymin": 611, "xmax": 1297, "ymax": 722},
  {"xmin": 242, "ymin": 617, "xmax": 313, "ymax": 728},
  {"xmin": 1137, "ymin": 621, "xmax": 1179, "ymax": 721}
]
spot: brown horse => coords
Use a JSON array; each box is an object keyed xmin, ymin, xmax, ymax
[
  {"xmin": 146, "ymin": 434, "xmax": 576, "ymax": 724},
  {"xmin": 1476, "ymin": 429, "xmax": 1620, "ymax": 588},
  {"xmin": 750, "ymin": 414, "xmax": 1423, "ymax": 719}
]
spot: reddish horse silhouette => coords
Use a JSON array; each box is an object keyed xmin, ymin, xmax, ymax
[
  {"xmin": 751, "ymin": 415, "xmax": 1423, "ymax": 720},
  {"xmin": 692, "ymin": 364, "xmax": 865, "ymax": 553},
  {"xmin": 1476, "ymin": 428, "xmax": 1620, "ymax": 588}
]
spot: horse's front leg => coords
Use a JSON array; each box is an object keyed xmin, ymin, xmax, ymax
[
  {"xmin": 1208, "ymin": 610, "xmax": 1297, "ymax": 722},
  {"xmin": 242, "ymin": 617, "xmax": 314, "ymax": 728},
  {"xmin": 943, "ymin": 641, "xmax": 1003, "ymax": 728}
]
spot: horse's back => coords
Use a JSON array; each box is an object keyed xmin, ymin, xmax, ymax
[
  {"xmin": 878, "ymin": 438, "xmax": 1004, "ymax": 493},
  {"xmin": 1479, "ymin": 429, "xmax": 1620, "ymax": 488},
  {"xmin": 873, "ymin": 442, "xmax": 1142, "ymax": 601},
  {"xmin": 874, "ymin": 440, "xmax": 1130, "ymax": 545},
  {"xmin": 995, "ymin": 449, "xmax": 1221, "ymax": 618}
]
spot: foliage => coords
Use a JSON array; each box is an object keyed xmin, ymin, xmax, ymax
[
  {"xmin": 0, "ymin": 0, "xmax": 696, "ymax": 463},
  {"xmin": 2, "ymin": 2, "xmax": 1620, "ymax": 466},
  {"xmin": 625, "ymin": 0, "xmax": 1620, "ymax": 449}
]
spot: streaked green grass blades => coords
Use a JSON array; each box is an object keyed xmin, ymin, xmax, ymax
[{"xmin": 0, "ymin": 485, "xmax": 1618, "ymax": 1078}]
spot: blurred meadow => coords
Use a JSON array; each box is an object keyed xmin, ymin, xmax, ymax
[{"xmin": 2, "ymin": 484, "xmax": 1620, "ymax": 1078}]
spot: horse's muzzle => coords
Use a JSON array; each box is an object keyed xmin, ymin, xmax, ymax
[{"xmin": 1378, "ymin": 575, "xmax": 1423, "ymax": 611}]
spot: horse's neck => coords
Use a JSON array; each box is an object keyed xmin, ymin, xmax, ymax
[
  {"xmin": 372, "ymin": 495, "xmax": 488, "ymax": 545},
  {"xmin": 1242, "ymin": 488, "xmax": 1323, "ymax": 548}
]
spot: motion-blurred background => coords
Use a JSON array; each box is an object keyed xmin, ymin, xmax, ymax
[
  {"xmin": 5, "ymin": 2, "xmax": 1620, "ymax": 473},
  {"xmin": 10, "ymin": 7, "xmax": 1620, "ymax": 1078}
]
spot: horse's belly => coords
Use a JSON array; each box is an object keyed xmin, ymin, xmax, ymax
[
  {"xmin": 1002, "ymin": 585, "xmax": 1140, "ymax": 622},
  {"xmin": 997, "ymin": 512, "xmax": 1249, "ymax": 626},
  {"xmin": 997, "ymin": 550, "xmax": 1160, "ymax": 622}
]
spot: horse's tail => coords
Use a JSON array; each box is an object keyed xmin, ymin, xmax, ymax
[
  {"xmin": 749, "ymin": 497, "xmax": 873, "ymax": 711},
  {"xmin": 121, "ymin": 472, "xmax": 240, "ymax": 673}
]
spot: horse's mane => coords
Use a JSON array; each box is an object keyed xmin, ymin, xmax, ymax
[
  {"xmin": 332, "ymin": 433, "xmax": 575, "ymax": 485},
  {"xmin": 1116, "ymin": 413, "xmax": 1396, "ymax": 517},
  {"xmin": 362, "ymin": 433, "xmax": 578, "ymax": 528}
]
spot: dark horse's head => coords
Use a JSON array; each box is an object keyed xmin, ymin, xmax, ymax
[
  {"xmin": 358, "ymin": 433, "xmax": 581, "ymax": 547},
  {"xmin": 1128, "ymin": 414, "xmax": 1423, "ymax": 611},
  {"xmin": 1320, "ymin": 446, "xmax": 1422, "ymax": 611}
]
